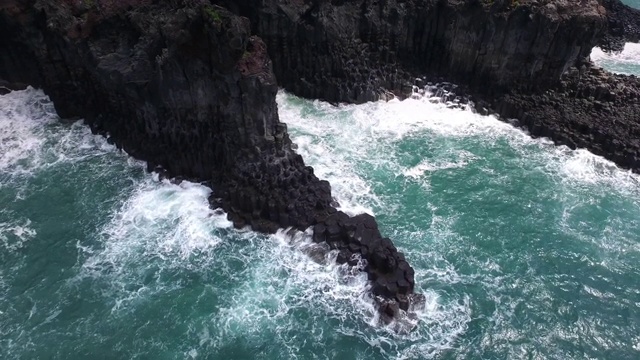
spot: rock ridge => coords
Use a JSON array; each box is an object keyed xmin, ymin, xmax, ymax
[
  {"xmin": 0, "ymin": 0, "xmax": 419, "ymax": 320},
  {"xmin": 2, "ymin": 0, "xmax": 640, "ymax": 324},
  {"xmin": 219, "ymin": 0, "xmax": 640, "ymax": 173},
  {"xmin": 599, "ymin": 0, "xmax": 640, "ymax": 51},
  {"xmin": 220, "ymin": 0, "xmax": 606, "ymax": 102}
]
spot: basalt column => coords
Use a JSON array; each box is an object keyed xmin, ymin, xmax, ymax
[
  {"xmin": 0, "ymin": 0, "xmax": 419, "ymax": 316},
  {"xmin": 221, "ymin": 0, "xmax": 605, "ymax": 102}
]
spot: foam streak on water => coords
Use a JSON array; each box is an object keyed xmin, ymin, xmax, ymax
[
  {"xmin": 591, "ymin": 43, "xmax": 640, "ymax": 75},
  {"xmin": 280, "ymin": 86, "xmax": 640, "ymax": 359},
  {"xmin": 2, "ymin": 71, "xmax": 640, "ymax": 359}
]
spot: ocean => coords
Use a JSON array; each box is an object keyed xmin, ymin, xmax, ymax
[
  {"xmin": 589, "ymin": 0, "xmax": 640, "ymax": 75},
  {"xmin": 1, "ymin": 39, "xmax": 639, "ymax": 360}
]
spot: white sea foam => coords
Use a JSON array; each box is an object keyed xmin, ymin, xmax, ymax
[
  {"xmin": 279, "ymin": 88, "xmax": 640, "ymax": 357},
  {"xmin": 0, "ymin": 88, "xmax": 57, "ymax": 174},
  {"xmin": 403, "ymin": 150, "xmax": 477, "ymax": 181},
  {"xmin": 209, "ymin": 229, "xmax": 372, "ymax": 339},
  {"xmin": 80, "ymin": 179, "xmax": 228, "ymax": 281},
  {"xmin": 198, "ymin": 228, "xmax": 471, "ymax": 359},
  {"xmin": 0, "ymin": 217, "xmax": 36, "ymax": 252},
  {"xmin": 281, "ymin": 88, "xmax": 640, "ymax": 203},
  {"xmin": 591, "ymin": 43, "xmax": 640, "ymax": 75},
  {"xmin": 554, "ymin": 148, "xmax": 640, "ymax": 189},
  {"xmin": 3, "ymin": 79, "xmax": 639, "ymax": 358},
  {"xmin": 74, "ymin": 169, "xmax": 469, "ymax": 358},
  {"xmin": 0, "ymin": 88, "xmax": 119, "ymax": 189}
]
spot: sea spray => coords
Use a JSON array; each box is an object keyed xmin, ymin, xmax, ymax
[
  {"xmin": 1, "ymin": 73, "xmax": 640, "ymax": 359},
  {"xmin": 591, "ymin": 43, "xmax": 640, "ymax": 75}
]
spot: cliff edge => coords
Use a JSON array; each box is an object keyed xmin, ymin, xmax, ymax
[
  {"xmin": 221, "ymin": 0, "xmax": 640, "ymax": 173},
  {"xmin": 599, "ymin": 0, "xmax": 640, "ymax": 51},
  {"xmin": 0, "ymin": 0, "xmax": 420, "ymax": 320},
  {"xmin": 221, "ymin": 0, "xmax": 606, "ymax": 102},
  {"xmin": 2, "ymin": 0, "xmax": 639, "ymax": 325}
]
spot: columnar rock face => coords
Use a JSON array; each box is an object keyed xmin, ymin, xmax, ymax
[
  {"xmin": 1, "ymin": 0, "xmax": 639, "ymax": 321},
  {"xmin": 491, "ymin": 66, "xmax": 640, "ymax": 171},
  {"xmin": 222, "ymin": 0, "xmax": 606, "ymax": 103},
  {"xmin": 220, "ymin": 0, "xmax": 640, "ymax": 173},
  {"xmin": 0, "ymin": 0, "xmax": 418, "ymax": 317},
  {"xmin": 599, "ymin": 0, "xmax": 640, "ymax": 51}
]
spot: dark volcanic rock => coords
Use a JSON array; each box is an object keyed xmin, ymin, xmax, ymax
[
  {"xmin": 0, "ymin": 0, "xmax": 417, "ymax": 316},
  {"xmin": 222, "ymin": 0, "xmax": 606, "ymax": 102},
  {"xmin": 313, "ymin": 212, "xmax": 422, "ymax": 317},
  {"xmin": 491, "ymin": 65, "xmax": 640, "ymax": 171},
  {"xmin": 2, "ymin": 0, "xmax": 638, "ymax": 321},
  {"xmin": 220, "ymin": 0, "xmax": 640, "ymax": 173},
  {"xmin": 599, "ymin": 0, "xmax": 640, "ymax": 52}
]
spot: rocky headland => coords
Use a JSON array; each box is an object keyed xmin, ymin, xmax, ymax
[
  {"xmin": 0, "ymin": 0, "xmax": 639, "ymax": 320},
  {"xmin": 225, "ymin": 0, "xmax": 640, "ymax": 172},
  {"xmin": 0, "ymin": 0, "xmax": 419, "ymax": 320},
  {"xmin": 599, "ymin": 0, "xmax": 640, "ymax": 51}
]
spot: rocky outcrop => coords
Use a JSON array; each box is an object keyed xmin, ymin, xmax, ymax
[
  {"xmin": 0, "ymin": 0, "xmax": 419, "ymax": 319},
  {"xmin": 220, "ymin": 0, "xmax": 606, "ymax": 102},
  {"xmin": 484, "ymin": 66, "xmax": 640, "ymax": 170},
  {"xmin": 599, "ymin": 0, "xmax": 640, "ymax": 51},
  {"xmin": 1, "ymin": 0, "xmax": 638, "ymax": 322},
  {"xmin": 222, "ymin": 0, "xmax": 640, "ymax": 172}
]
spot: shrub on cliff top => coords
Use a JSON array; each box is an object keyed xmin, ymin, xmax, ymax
[{"xmin": 203, "ymin": 4, "xmax": 222, "ymax": 23}]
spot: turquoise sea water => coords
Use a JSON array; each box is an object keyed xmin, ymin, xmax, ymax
[
  {"xmin": 590, "ymin": 0, "xmax": 640, "ymax": 74},
  {"xmin": 591, "ymin": 43, "xmax": 640, "ymax": 75},
  {"xmin": 1, "ymin": 52, "xmax": 640, "ymax": 358}
]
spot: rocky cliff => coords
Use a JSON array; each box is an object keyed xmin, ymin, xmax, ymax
[
  {"xmin": 0, "ymin": 0, "xmax": 419, "ymax": 319},
  {"xmin": 599, "ymin": 0, "xmax": 640, "ymax": 51},
  {"xmin": 221, "ymin": 0, "xmax": 640, "ymax": 173},
  {"xmin": 220, "ymin": 0, "xmax": 606, "ymax": 102},
  {"xmin": 2, "ymin": 0, "xmax": 639, "ymax": 323}
]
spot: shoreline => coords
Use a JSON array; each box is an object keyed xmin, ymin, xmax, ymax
[
  {"xmin": 0, "ymin": 0, "xmax": 420, "ymax": 320},
  {"xmin": 1, "ymin": 0, "xmax": 639, "ymax": 320}
]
